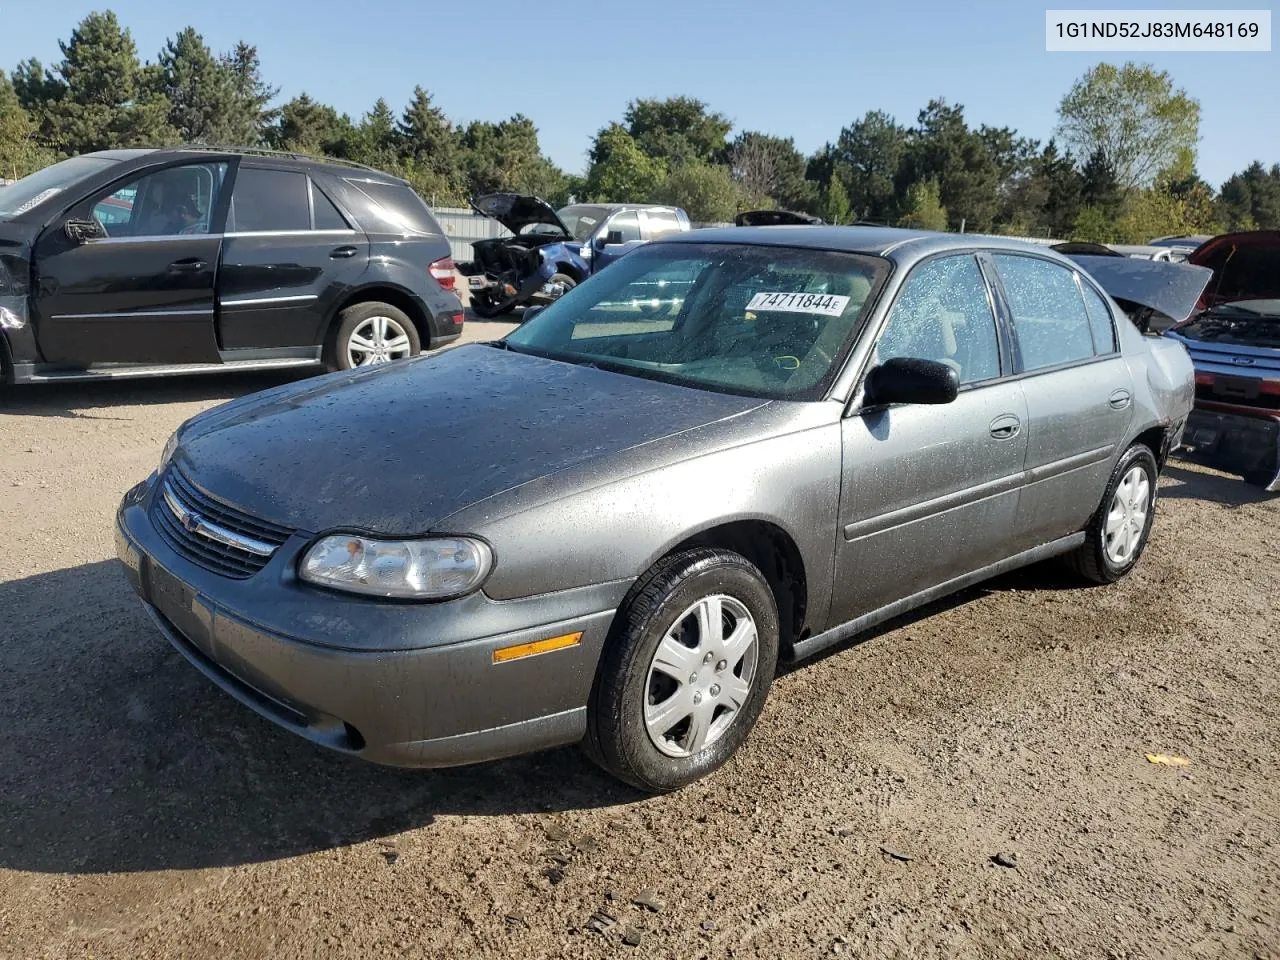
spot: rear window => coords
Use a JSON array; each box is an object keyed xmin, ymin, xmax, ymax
[{"xmin": 344, "ymin": 179, "xmax": 441, "ymax": 235}]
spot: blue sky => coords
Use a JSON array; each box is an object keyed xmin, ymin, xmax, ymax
[{"xmin": 1, "ymin": 0, "xmax": 1275, "ymax": 187}]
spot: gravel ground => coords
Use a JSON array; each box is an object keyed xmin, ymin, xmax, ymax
[{"xmin": 1, "ymin": 328, "xmax": 1277, "ymax": 959}]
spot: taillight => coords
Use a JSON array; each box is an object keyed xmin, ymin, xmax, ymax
[
  {"xmin": 429, "ymin": 256, "xmax": 455, "ymax": 290},
  {"xmin": 450, "ymin": 311, "xmax": 464, "ymax": 327},
  {"xmin": 1195, "ymin": 372, "xmax": 1214, "ymax": 386}
]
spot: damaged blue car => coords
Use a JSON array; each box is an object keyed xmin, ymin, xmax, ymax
[{"xmin": 457, "ymin": 194, "xmax": 689, "ymax": 318}]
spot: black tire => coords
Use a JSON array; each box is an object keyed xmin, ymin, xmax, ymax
[
  {"xmin": 324, "ymin": 302, "xmax": 421, "ymax": 372},
  {"xmin": 584, "ymin": 548, "xmax": 780, "ymax": 792},
  {"xmin": 1067, "ymin": 443, "xmax": 1159, "ymax": 584},
  {"xmin": 470, "ymin": 294, "xmax": 516, "ymax": 319},
  {"xmin": 547, "ymin": 272, "xmax": 577, "ymax": 298}
]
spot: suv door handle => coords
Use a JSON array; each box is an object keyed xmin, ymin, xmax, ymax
[
  {"xmin": 167, "ymin": 257, "xmax": 206, "ymax": 273},
  {"xmin": 1109, "ymin": 389, "xmax": 1132, "ymax": 410},
  {"xmin": 989, "ymin": 414, "xmax": 1021, "ymax": 440},
  {"xmin": 329, "ymin": 246, "xmax": 358, "ymax": 259}
]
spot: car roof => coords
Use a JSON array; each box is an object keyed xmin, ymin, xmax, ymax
[
  {"xmin": 83, "ymin": 147, "xmax": 407, "ymax": 185},
  {"xmin": 660, "ymin": 225, "xmax": 1065, "ymax": 263}
]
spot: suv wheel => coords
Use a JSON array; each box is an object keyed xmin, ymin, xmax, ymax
[
  {"xmin": 326, "ymin": 302, "xmax": 421, "ymax": 372},
  {"xmin": 584, "ymin": 548, "xmax": 780, "ymax": 792}
]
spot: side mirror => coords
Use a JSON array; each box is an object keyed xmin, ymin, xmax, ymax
[
  {"xmin": 864, "ymin": 357, "xmax": 959, "ymax": 407},
  {"xmin": 64, "ymin": 218, "xmax": 107, "ymax": 244},
  {"xmin": 604, "ymin": 230, "xmax": 624, "ymax": 246},
  {"xmin": 521, "ymin": 304, "xmax": 545, "ymax": 324}
]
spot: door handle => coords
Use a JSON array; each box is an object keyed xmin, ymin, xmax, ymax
[
  {"xmin": 167, "ymin": 258, "xmax": 206, "ymax": 273},
  {"xmin": 1109, "ymin": 389, "xmax": 1132, "ymax": 410},
  {"xmin": 329, "ymin": 246, "xmax": 358, "ymax": 259},
  {"xmin": 989, "ymin": 414, "xmax": 1021, "ymax": 440}
]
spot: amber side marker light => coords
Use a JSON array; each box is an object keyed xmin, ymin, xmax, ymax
[{"xmin": 492, "ymin": 632, "xmax": 583, "ymax": 664}]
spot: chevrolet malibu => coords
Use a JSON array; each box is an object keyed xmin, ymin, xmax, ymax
[{"xmin": 116, "ymin": 228, "xmax": 1204, "ymax": 791}]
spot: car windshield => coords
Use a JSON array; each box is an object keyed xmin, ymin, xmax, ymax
[
  {"xmin": 1178, "ymin": 301, "xmax": 1280, "ymax": 349},
  {"xmin": 502, "ymin": 242, "xmax": 887, "ymax": 400},
  {"xmin": 0, "ymin": 156, "xmax": 117, "ymax": 219},
  {"xmin": 555, "ymin": 205, "xmax": 611, "ymax": 242}
]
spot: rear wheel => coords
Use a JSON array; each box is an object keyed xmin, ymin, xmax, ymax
[
  {"xmin": 546, "ymin": 273, "xmax": 577, "ymax": 300},
  {"xmin": 1067, "ymin": 443, "xmax": 1158, "ymax": 584},
  {"xmin": 584, "ymin": 548, "xmax": 780, "ymax": 792},
  {"xmin": 325, "ymin": 302, "xmax": 420, "ymax": 372}
]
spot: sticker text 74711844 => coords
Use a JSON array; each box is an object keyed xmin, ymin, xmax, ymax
[{"xmin": 746, "ymin": 292, "xmax": 850, "ymax": 317}]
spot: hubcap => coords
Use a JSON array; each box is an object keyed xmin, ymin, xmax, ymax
[
  {"xmin": 347, "ymin": 315, "xmax": 413, "ymax": 367},
  {"xmin": 643, "ymin": 595, "xmax": 759, "ymax": 759},
  {"xmin": 1104, "ymin": 465, "xmax": 1151, "ymax": 565}
]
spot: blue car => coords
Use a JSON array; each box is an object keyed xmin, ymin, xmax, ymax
[{"xmin": 458, "ymin": 194, "xmax": 689, "ymax": 318}]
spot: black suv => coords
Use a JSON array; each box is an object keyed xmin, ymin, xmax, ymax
[{"xmin": 0, "ymin": 147, "xmax": 464, "ymax": 384}]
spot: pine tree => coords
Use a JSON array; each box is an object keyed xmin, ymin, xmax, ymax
[{"xmin": 159, "ymin": 27, "xmax": 237, "ymax": 143}]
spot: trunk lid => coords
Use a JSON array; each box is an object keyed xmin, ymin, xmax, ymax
[{"xmin": 1067, "ymin": 254, "xmax": 1213, "ymax": 328}]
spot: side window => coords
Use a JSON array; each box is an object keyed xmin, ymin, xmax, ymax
[
  {"xmin": 1079, "ymin": 279, "xmax": 1117, "ymax": 354},
  {"xmin": 641, "ymin": 209, "xmax": 681, "ymax": 240},
  {"xmin": 310, "ymin": 181, "xmax": 349, "ymax": 230},
  {"xmin": 229, "ymin": 168, "xmax": 310, "ymax": 232},
  {"xmin": 608, "ymin": 211, "xmax": 641, "ymax": 243},
  {"xmin": 993, "ymin": 255, "xmax": 1096, "ymax": 371},
  {"xmin": 876, "ymin": 255, "xmax": 1001, "ymax": 385},
  {"xmin": 91, "ymin": 162, "xmax": 228, "ymax": 238}
]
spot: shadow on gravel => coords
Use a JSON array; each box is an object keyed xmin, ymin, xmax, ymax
[
  {"xmin": 0, "ymin": 369, "xmax": 314, "ymax": 418},
  {"xmin": 1161, "ymin": 461, "xmax": 1275, "ymax": 508},
  {"xmin": 0, "ymin": 560, "xmax": 638, "ymax": 876}
]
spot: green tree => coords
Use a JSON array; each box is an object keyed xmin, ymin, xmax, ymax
[
  {"xmin": 898, "ymin": 100, "xmax": 1000, "ymax": 231},
  {"xmin": 819, "ymin": 176, "xmax": 851, "ymax": 224},
  {"xmin": 583, "ymin": 123, "xmax": 666, "ymax": 202},
  {"xmin": 1036, "ymin": 141, "xmax": 1084, "ymax": 237},
  {"xmin": 221, "ymin": 42, "xmax": 277, "ymax": 144},
  {"xmin": 459, "ymin": 114, "xmax": 563, "ymax": 199},
  {"xmin": 621, "ymin": 96, "xmax": 731, "ymax": 165},
  {"xmin": 0, "ymin": 74, "xmax": 54, "ymax": 179},
  {"xmin": 1080, "ymin": 147, "xmax": 1122, "ymax": 216},
  {"xmin": 1216, "ymin": 161, "xmax": 1280, "ymax": 230},
  {"xmin": 901, "ymin": 178, "xmax": 948, "ymax": 231},
  {"xmin": 656, "ymin": 161, "xmax": 741, "ymax": 222},
  {"xmin": 158, "ymin": 27, "xmax": 239, "ymax": 143},
  {"xmin": 727, "ymin": 131, "xmax": 814, "ymax": 211},
  {"xmin": 834, "ymin": 110, "xmax": 906, "ymax": 221},
  {"xmin": 269, "ymin": 93, "xmax": 344, "ymax": 154},
  {"xmin": 42, "ymin": 11, "xmax": 174, "ymax": 153},
  {"xmin": 1071, "ymin": 205, "xmax": 1115, "ymax": 243},
  {"xmin": 1056, "ymin": 61, "xmax": 1200, "ymax": 193},
  {"xmin": 396, "ymin": 86, "xmax": 461, "ymax": 201}
]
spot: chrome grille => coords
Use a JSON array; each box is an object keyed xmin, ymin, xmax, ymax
[{"xmin": 152, "ymin": 468, "xmax": 292, "ymax": 578}]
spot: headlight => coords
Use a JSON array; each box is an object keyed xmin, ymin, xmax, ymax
[
  {"xmin": 158, "ymin": 431, "xmax": 179, "ymax": 474},
  {"xmin": 299, "ymin": 535, "xmax": 493, "ymax": 600}
]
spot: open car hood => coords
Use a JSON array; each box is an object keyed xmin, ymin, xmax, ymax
[
  {"xmin": 734, "ymin": 209, "xmax": 825, "ymax": 226},
  {"xmin": 1187, "ymin": 230, "xmax": 1280, "ymax": 310},
  {"xmin": 470, "ymin": 193, "xmax": 570, "ymax": 237},
  {"xmin": 1066, "ymin": 254, "xmax": 1213, "ymax": 327}
]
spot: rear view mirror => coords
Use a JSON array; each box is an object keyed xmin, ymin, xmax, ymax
[
  {"xmin": 865, "ymin": 357, "xmax": 959, "ymax": 407},
  {"xmin": 64, "ymin": 218, "xmax": 107, "ymax": 244}
]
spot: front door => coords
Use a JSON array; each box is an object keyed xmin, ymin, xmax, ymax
[
  {"xmin": 217, "ymin": 166, "xmax": 369, "ymax": 351},
  {"xmin": 31, "ymin": 160, "xmax": 230, "ymax": 365},
  {"xmin": 831, "ymin": 253, "xmax": 1028, "ymax": 625}
]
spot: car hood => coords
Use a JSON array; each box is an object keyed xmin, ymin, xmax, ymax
[
  {"xmin": 1067, "ymin": 254, "xmax": 1213, "ymax": 326},
  {"xmin": 470, "ymin": 193, "xmax": 570, "ymax": 238},
  {"xmin": 734, "ymin": 210, "xmax": 824, "ymax": 226},
  {"xmin": 172, "ymin": 344, "xmax": 766, "ymax": 534},
  {"xmin": 1187, "ymin": 230, "xmax": 1280, "ymax": 310}
]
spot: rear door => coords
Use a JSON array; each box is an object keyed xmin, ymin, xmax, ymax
[
  {"xmin": 217, "ymin": 166, "xmax": 368, "ymax": 351},
  {"xmin": 31, "ymin": 159, "xmax": 229, "ymax": 365},
  {"xmin": 989, "ymin": 253, "xmax": 1135, "ymax": 550}
]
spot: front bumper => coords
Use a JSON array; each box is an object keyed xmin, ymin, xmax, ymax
[
  {"xmin": 1180, "ymin": 404, "xmax": 1280, "ymax": 492},
  {"xmin": 115, "ymin": 478, "xmax": 626, "ymax": 767}
]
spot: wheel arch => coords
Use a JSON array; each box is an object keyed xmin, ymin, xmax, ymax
[
  {"xmin": 1130, "ymin": 422, "xmax": 1175, "ymax": 471},
  {"xmin": 552, "ymin": 262, "xmax": 585, "ymax": 283},
  {"xmin": 328, "ymin": 283, "xmax": 433, "ymax": 348},
  {"xmin": 655, "ymin": 519, "xmax": 809, "ymax": 657}
]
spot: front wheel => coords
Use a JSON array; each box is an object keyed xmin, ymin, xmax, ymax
[
  {"xmin": 584, "ymin": 548, "xmax": 780, "ymax": 792},
  {"xmin": 325, "ymin": 302, "xmax": 420, "ymax": 372},
  {"xmin": 1067, "ymin": 443, "xmax": 1158, "ymax": 584}
]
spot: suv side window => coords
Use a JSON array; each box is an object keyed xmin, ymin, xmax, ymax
[
  {"xmin": 608, "ymin": 211, "xmax": 641, "ymax": 243},
  {"xmin": 640, "ymin": 209, "xmax": 681, "ymax": 240},
  {"xmin": 91, "ymin": 161, "xmax": 228, "ymax": 238},
  {"xmin": 229, "ymin": 168, "xmax": 310, "ymax": 232},
  {"xmin": 310, "ymin": 180, "xmax": 350, "ymax": 230},
  {"xmin": 992, "ymin": 254, "xmax": 1096, "ymax": 371},
  {"xmin": 1079, "ymin": 278, "xmax": 1117, "ymax": 354},
  {"xmin": 875, "ymin": 254, "xmax": 1001, "ymax": 385}
]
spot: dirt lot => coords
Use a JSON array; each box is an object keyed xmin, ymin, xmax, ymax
[{"xmin": 1, "ymin": 328, "xmax": 1277, "ymax": 960}]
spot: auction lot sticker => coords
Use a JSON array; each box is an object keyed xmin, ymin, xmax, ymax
[
  {"xmin": 1046, "ymin": 9, "xmax": 1271, "ymax": 51},
  {"xmin": 746, "ymin": 292, "xmax": 850, "ymax": 316}
]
